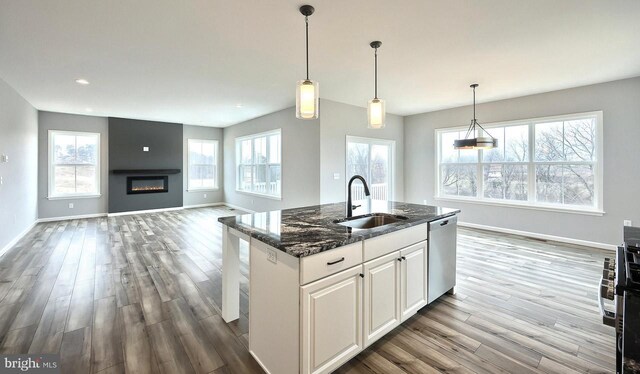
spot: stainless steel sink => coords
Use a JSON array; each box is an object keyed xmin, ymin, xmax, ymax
[{"xmin": 334, "ymin": 213, "xmax": 409, "ymax": 229}]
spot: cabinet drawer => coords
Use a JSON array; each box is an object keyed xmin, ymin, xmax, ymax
[
  {"xmin": 363, "ymin": 223, "xmax": 428, "ymax": 262},
  {"xmin": 300, "ymin": 241, "xmax": 363, "ymax": 285}
]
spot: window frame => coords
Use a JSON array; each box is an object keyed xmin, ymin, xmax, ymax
[
  {"xmin": 187, "ymin": 138, "xmax": 219, "ymax": 191},
  {"xmin": 48, "ymin": 130, "xmax": 101, "ymax": 200},
  {"xmin": 235, "ymin": 129, "xmax": 282, "ymax": 200},
  {"xmin": 345, "ymin": 135, "xmax": 396, "ymax": 201},
  {"xmin": 434, "ymin": 111, "xmax": 604, "ymax": 215}
]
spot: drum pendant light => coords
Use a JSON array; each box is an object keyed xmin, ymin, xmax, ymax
[
  {"xmin": 367, "ymin": 41, "xmax": 385, "ymax": 129},
  {"xmin": 296, "ymin": 5, "xmax": 319, "ymax": 120},
  {"xmin": 453, "ymin": 84, "xmax": 498, "ymax": 149}
]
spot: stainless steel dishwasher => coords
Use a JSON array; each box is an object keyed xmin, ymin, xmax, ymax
[{"xmin": 428, "ymin": 215, "xmax": 457, "ymax": 303}]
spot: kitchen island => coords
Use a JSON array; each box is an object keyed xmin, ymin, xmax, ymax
[{"xmin": 218, "ymin": 200, "xmax": 460, "ymax": 374}]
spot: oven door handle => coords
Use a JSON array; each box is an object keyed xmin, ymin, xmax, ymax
[{"xmin": 598, "ymin": 276, "xmax": 616, "ymax": 327}]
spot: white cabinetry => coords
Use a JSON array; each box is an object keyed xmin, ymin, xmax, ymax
[
  {"xmin": 400, "ymin": 242, "xmax": 427, "ymax": 321},
  {"xmin": 301, "ymin": 265, "xmax": 363, "ymax": 374},
  {"xmin": 361, "ymin": 240, "xmax": 428, "ymax": 348},
  {"xmin": 363, "ymin": 251, "xmax": 401, "ymax": 347},
  {"xmin": 249, "ymin": 219, "xmax": 456, "ymax": 374}
]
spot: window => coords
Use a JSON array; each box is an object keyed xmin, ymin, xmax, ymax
[
  {"xmin": 436, "ymin": 111, "xmax": 603, "ymax": 214},
  {"xmin": 346, "ymin": 136, "xmax": 395, "ymax": 201},
  {"xmin": 235, "ymin": 130, "xmax": 281, "ymax": 198},
  {"xmin": 48, "ymin": 130, "xmax": 100, "ymax": 199},
  {"xmin": 188, "ymin": 139, "xmax": 218, "ymax": 190}
]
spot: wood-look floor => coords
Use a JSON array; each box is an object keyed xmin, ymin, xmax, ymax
[{"xmin": 0, "ymin": 207, "xmax": 616, "ymax": 373}]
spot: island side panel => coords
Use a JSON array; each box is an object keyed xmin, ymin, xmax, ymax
[{"xmin": 249, "ymin": 238, "xmax": 300, "ymax": 374}]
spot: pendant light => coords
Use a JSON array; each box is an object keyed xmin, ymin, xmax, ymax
[
  {"xmin": 453, "ymin": 84, "xmax": 498, "ymax": 149},
  {"xmin": 296, "ymin": 5, "xmax": 319, "ymax": 120},
  {"xmin": 367, "ymin": 41, "xmax": 385, "ymax": 129}
]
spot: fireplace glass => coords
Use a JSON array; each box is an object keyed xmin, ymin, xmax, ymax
[{"xmin": 127, "ymin": 176, "xmax": 169, "ymax": 194}]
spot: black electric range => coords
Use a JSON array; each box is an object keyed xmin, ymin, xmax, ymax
[{"xmin": 602, "ymin": 226, "xmax": 640, "ymax": 373}]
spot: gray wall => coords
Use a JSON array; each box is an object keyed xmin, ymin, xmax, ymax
[
  {"xmin": 38, "ymin": 112, "xmax": 109, "ymax": 219},
  {"xmin": 0, "ymin": 78, "xmax": 38, "ymax": 251},
  {"xmin": 320, "ymin": 99, "xmax": 404, "ymax": 204},
  {"xmin": 183, "ymin": 124, "xmax": 224, "ymax": 206},
  {"xmin": 223, "ymin": 107, "xmax": 320, "ymax": 212},
  {"xmin": 108, "ymin": 118, "xmax": 183, "ymax": 213},
  {"xmin": 405, "ymin": 76, "xmax": 640, "ymax": 246}
]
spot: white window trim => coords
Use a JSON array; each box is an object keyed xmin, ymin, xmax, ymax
[
  {"xmin": 235, "ymin": 129, "xmax": 282, "ymax": 200},
  {"xmin": 48, "ymin": 130, "xmax": 101, "ymax": 200},
  {"xmin": 187, "ymin": 138, "xmax": 219, "ymax": 192},
  {"xmin": 345, "ymin": 135, "xmax": 396, "ymax": 201},
  {"xmin": 434, "ymin": 111, "xmax": 604, "ymax": 215}
]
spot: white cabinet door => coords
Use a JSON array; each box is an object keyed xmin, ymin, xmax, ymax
[
  {"xmin": 401, "ymin": 241, "xmax": 428, "ymax": 321},
  {"xmin": 301, "ymin": 265, "xmax": 363, "ymax": 374},
  {"xmin": 363, "ymin": 251, "xmax": 401, "ymax": 347}
]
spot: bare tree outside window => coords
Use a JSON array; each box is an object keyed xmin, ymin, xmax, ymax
[
  {"xmin": 346, "ymin": 137, "xmax": 393, "ymax": 200},
  {"xmin": 437, "ymin": 113, "xmax": 600, "ymax": 211},
  {"xmin": 535, "ymin": 118, "xmax": 595, "ymax": 206}
]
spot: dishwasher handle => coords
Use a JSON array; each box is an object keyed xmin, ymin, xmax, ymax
[{"xmin": 429, "ymin": 215, "xmax": 457, "ymax": 231}]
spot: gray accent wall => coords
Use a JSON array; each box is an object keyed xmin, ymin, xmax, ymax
[
  {"xmin": 38, "ymin": 112, "xmax": 109, "ymax": 219},
  {"xmin": 108, "ymin": 118, "xmax": 183, "ymax": 213},
  {"xmin": 319, "ymin": 99, "xmax": 405, "ymax": 204},
  {"xmin": 183, "ymin": 125, "xmax": 224, "ymax": 206},
  {"xmin": 404, "ymin": 76, "xmax": 640, "ymax": 246},
  {"xmin": 0, "ymin": 78, "xmax": 38, "ymax": 251},
  {"xmin": 223, "ymin": 107, "xmax": 320, "ymax": 212}
]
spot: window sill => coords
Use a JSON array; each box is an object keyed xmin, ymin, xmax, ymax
[
  {"xmin": 434, "ymin": 196, "xmax": 605, "ymax": 216},
  {"xmin": 47, "ymin": 194, "xmax": 102, "ymax": 201},
  {"xmin": 235, "ymin": 189, "xmax": 282, "ymax": 201},
  {"xmin": 187, "ymin": 188, "xmax": 219, "ymax": 192}
]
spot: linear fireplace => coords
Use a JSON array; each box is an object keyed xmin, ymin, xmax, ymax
[{"xmin": 127, "ymin": 176, "xmax": 169, "ymax": 194}]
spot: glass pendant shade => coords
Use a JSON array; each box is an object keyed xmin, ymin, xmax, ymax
[
  {"xmin": 367, "ymin": 98, "xmax": 386, "ymax": 129},
  {"xmin": 296, "ymin": 79, "xmax": 319, "ymax": 119}
]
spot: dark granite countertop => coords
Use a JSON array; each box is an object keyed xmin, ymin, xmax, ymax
[{"xmin": 217, "ymin": 200, "xmax": 460, "ymax": 258}]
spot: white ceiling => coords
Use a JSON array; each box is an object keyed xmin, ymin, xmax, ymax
[{"xmin": 1, "ymin": 0, "xmax": 639, "ymax": 127}]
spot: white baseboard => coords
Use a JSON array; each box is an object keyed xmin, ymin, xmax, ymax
[
  {"xmin": 0, "ymin": 220, "xmax": 38, "ymax": 258},
  {"xmin": 107, "ymin": 206, "xmax": 184, "ymax": 217},
  {"xmin": 38, "ymin": 213, "xmax": 108, "ymax": 223},
  {"xmin": 223, "ymin": 203, "xmax": 256, "ymax": 214},
  {"xmin": 458, "ymin": 221, "xmax": 617, "ymax": 251},
  {"xmin": 183, "ymin": 202, "xmax": 226, "ymax": 209},
  {"xmin": 34, "ymin": 203, "xmax": 242, "ymax": 223},
  {"xmin": 249, "ymin": 350, "xmax": 272, "ymax": 374}
]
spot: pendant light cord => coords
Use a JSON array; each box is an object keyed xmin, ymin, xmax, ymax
[
  {"xmin": 464, "ymin": 85, "xmax": 495, "ymax": 140},
  {"xmin": 374, "ymin": 46, "xmax": 378, "ymax": 99},
  {"xmin": 305, "ymin": 16, "xmax": 309, "ymax": 80},
  {"xmin": 473, "ymin": 85, "xmax": 476, "ymax": 123}
]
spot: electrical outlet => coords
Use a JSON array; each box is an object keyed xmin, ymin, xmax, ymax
[
  {"xmin": 333, "ymin": 173, "xmax": 340, "ymax": 180},
  {"xmin": 0, "ymin": 176, "xmax": 3, "ymax": 185},
  {"xmin": 266, "ymin": 248, "xmax": 277, "ymax": 264},
  {"xmin": 624, "ymin": 220, "xmax": 633, "ymax": 227},
  {"xmin": 68, "ymin": 203, "xmax": 74, "ymax": 209},
  {"xmin": 423, "ymin": 199, "xmax": 427, "ymax": 205},
  {"xmin": 204, "ymin": 193, "xmax": 207, "ymax": 198}
]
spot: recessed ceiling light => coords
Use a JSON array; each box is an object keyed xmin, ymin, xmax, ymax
[
  {"xmin": 85, "ymin": 108, "xmax": 93, "ymax": 112},
  {"xmin": 75, "ymin": 78, "xmax": 90, "ymax": 85},
  {"xmin": 235, "ymin": 104, "xmax": 243, "ymax": 108}
]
